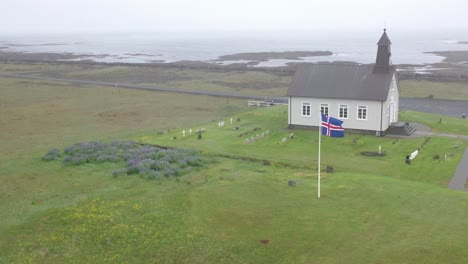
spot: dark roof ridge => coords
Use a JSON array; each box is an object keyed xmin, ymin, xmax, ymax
[{"xmin": 288, "ymin": 63, "xmax": 395, "ymax": 101}]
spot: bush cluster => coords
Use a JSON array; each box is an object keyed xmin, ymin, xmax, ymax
[
  {"xmin": 43, "ymin": 140, "xmax": 204, "ymax": 179},
  {"xmin": 42, "ymin": 148, "xmax": 61, "ymax": 161}
]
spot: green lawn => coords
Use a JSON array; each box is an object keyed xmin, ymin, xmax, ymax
[
  {"xmin": 1, "ymin": 76, "xmax": 468, "ymax": 263},
  {"xmin": 400, "ymin": 110, "xmax": 468, "ymax": 135},
  {"xmin": 2, "ymin": 158, "xmax": 468, "ymax": 263},
  {"xmin": 138, "ymin": 106, "xmax": 467, "ymax": 187}
]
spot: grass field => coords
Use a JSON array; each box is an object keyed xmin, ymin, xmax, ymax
[
  {"xmin": 399, "ymin": 79, "xmax": 468, "ymax": 100},
  {"xmin": 138, "ymin": 106, "xmax": 467, "ymax": 187},
  {"xmin": 1, "ymin": 76, "xmax": 468, "ymax": 263},
  {"xmin": 4, "ymin": 62, "xmax": 468, "ymax": 100},
  {"xmin": 0, "ymin": 62, "xmax": 291, "ymax": 97},
  {"xmin": 400, "ymin": 110, "xmax": 468, "ymax": 135}
]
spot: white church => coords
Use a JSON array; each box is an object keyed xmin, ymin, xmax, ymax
[{"xmin": 287, "ymin": 29, "xmax": 399, "ymax": 136}]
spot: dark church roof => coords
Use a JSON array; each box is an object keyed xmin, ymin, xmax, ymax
[{"xmin": 287, "ymin": 63, "xmax": 396, "ymax": 101}]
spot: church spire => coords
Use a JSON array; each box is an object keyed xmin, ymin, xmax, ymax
[{"xmin": 374, "ymin": 28, "xmax": 392, "ymax": 73}]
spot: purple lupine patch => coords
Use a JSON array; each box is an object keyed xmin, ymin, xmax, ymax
[{"xmin": 44, "ymin": 140, "xmax": 204, "ymax": 180}]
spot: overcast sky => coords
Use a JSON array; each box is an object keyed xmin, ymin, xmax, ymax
[{"xmin": 1, "ymin": 0, "xmax": 467, "ymax": 34}]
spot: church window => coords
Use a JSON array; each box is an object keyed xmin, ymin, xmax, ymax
[
  {"xmin": 339, "ymin": 105, "xmax": 348, "ymax": 119},
  {"xmin": 320, "ymin": 104, "xmax": 329, "ymax": 116},
  {"xmin": 358, "ymin": 105, "xmax": 367, "ymax": 120},
  {"xmin": 302, "ymin": 102, "xmax": 311, "ymax": 116}
]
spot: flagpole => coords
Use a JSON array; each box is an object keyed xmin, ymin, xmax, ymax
[{"xmin": 318, "ymin": 110, "xmax": 321, "ymax": 198}]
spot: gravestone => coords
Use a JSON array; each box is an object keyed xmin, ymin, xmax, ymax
[
  {"xmin": 288, "ymin": 180, "xmax": 296, "ymax": 187},
  {"xmin": 282, "ymin": 137, "xmax": 287, "ymax": 143}
]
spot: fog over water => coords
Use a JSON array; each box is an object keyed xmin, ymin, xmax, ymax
[
  {"xmin": 1, "ymin": 30, "xmax": 468, "ymax": 66},
  {"xmin": 1, "ymin": 0, "xmax": 467, "ymax": 66}
]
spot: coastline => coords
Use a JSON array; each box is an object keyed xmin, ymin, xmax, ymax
[{"xmin": 1, "ymin": 49, "xmax": 468, "ymax": 83}]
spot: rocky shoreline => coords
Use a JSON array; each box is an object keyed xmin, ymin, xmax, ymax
[
  {"xmin": 217, "ymin": 51, "xmax": 332, "ymax": 62},
  {"xmin": 1, "ymin": 49, "xmax": 468, "ymax": 83}
]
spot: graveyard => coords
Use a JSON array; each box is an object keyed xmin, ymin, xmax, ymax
[
  {"xmin": 137, "ymin": 106, "xmax": 467, "ymax": 187},
  {"xmin": 1, "ymin": 77, "xmax": 468, "ymax": 263}
]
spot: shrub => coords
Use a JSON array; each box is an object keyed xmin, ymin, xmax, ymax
[
  {"xmin": 42, "ymin": 149, "xmax": 61, "ymax": 161},
  {"xmin": 144, "ymin": 170, "xmax": 164, "ymax": 180},
  {"xmin": 45, "ymin": 140, "xmax": 204, "ymax": 180}
]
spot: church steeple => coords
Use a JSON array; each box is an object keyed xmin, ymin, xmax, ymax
[{"xmin": 374, "ymin": 28, "xmax": 392, "ymax": 73}]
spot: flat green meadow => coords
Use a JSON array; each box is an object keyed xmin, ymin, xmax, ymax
[
  {"xmin": 399, "ymin": 79, "xmax": 468, "ymax": 100},
  {"xmin": 1, "ymin": 76, "xmax": 468, "ymax": 263}
]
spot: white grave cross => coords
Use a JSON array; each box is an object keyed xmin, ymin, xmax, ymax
[
  {"xmin": 189, "ymin": 128, "xmax": 192, "ymax": 135},
  {"xmin": 182, "ymin": 129, "xmax": 186, "ymax": 137}
]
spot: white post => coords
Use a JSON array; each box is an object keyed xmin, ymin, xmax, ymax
[{"xmin": 318, "ymin": 111, "xmax": 321, "ymax": 198}]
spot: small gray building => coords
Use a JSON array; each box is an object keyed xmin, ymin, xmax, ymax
[{"xmin": 287, "ymin": 29, "xmax": 399, "ymax": 135}]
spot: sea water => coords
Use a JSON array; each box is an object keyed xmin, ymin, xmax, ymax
[{"xmin": 1, "ymin": 30, "xmax": 467, "ymax": 66}]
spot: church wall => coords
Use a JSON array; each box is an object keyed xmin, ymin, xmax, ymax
[{"xmin": 289, "ymin": 97, "xmax": 383, "ymax": 132}]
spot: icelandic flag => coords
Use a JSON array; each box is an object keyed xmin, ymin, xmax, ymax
[{"xmin": 321, "ymin": 114, "xmax": 344, "ymax": 137}]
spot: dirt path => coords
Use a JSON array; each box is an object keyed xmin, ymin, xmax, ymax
[
  {"xmin": 399, "ymin": 97, "xmax": 468, "ymax": 118},
  {"xmin": 448, "ymin": 146, "xmax": 468, "ymax": 191}
]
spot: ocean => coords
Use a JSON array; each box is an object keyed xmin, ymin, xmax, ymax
[{"xmin": 1, "ymin": 30, "xmax": 468, "ymax": 66}]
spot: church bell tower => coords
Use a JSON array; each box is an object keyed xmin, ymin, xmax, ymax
[{"xmin": 374, "ymin": 29, "xmax": 392, "ymax": 73}]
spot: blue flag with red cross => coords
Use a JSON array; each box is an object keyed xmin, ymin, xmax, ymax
[{"xmin": 321, "ymin": 114, "xmax": 344, "ymax": 137}]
